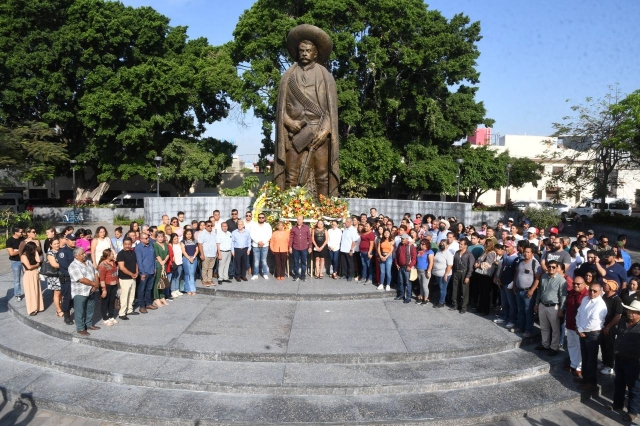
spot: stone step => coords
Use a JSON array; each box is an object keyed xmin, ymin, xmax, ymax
[
  {"xmin": 7, "ymin": 298, "xmax": 539, "ymax": 364},
  {"xmin": 0, "ymin": 314, "xmax": 557, "ymax": 396},
  {"xmin": 195, "ymin": 278, "xmax": 397, "ymax": 300},
  {"xmin": 0, "ymin": 351, "xmax": 581, "ymax": 425}
]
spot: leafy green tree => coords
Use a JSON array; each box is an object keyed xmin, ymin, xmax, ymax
[
  {"xmin": 454, "ymin": 143, "xmax": 541, "ymax": 204},
  {"xmin": 220, "ymin": 175, "xmax": 261, "ymax": 196},
  {"xmin": 396, "ymin": 144, "xmax": 457, "ymax": 199},
  {"xmin": 0, "ymin": 122, "xmax": 68, "ymax": 185},
  {"xmin": 547, "ymin": 86, "xmax": 640, "ymax": 208},
  {"xmin": 338, "ymin": 135, "xmax": 398, "ymax": 198},
  {"xmin": 161, "ymin": 137, "xmax": 236, "ymax": 197},
  {"xmin": 0, "ymin": 0, "xmax": 239, "ymax": 200},
  {"xmin": 230, "ymin": 0, "xmax": 492, "ymax": 194}
]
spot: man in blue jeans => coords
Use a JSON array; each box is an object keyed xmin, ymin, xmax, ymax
[
  {"xmin": 6, "ymin": 227, "xmax": 25, "ymax": 301},
  {"xmin": 495, "ymin": 240, "xmax": 519, "ymax": 328},
  {"xmin": 135, "ymin": 232, "xmax": 156, "ymax": 313},
  {"xmin": 513, "ymin": 246, "xmax": 540, "ymax": 338},
  {"xmin": 394, "ymin": 234, "xmax": 416, "ymax": 303},
  {"xmin": 250, "ymin": 213, "xmax": 273, "ymax": 280},
  {"xmin": 289, "ymin": 215, "xmax": 312, "ymax": 282}
]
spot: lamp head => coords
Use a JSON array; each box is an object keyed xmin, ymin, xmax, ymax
[{"xmin": 154, "ymin": 156, "xmax": 162, "ymax": 167}]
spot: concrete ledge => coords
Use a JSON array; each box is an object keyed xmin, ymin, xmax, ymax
[{"xmin": 0, "ymin": 351, "xmax": 582, "ymax": 425}]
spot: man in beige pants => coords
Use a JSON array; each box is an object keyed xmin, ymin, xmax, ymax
[
  {"xmin": 534, "ymin": 260, "xmax": 567, "ymax": 356},
  {"xmin": 116, "ymin": 237, "xmax": 138, "ymax": 320}
]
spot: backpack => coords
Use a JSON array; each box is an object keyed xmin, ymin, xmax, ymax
[{"xmin": 500, "ymin": 255, "xmax": 520, "ymax": 285}]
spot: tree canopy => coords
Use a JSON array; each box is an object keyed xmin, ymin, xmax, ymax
[
  {"xmin": 0, "ymin": 0, "xmax": 239, "ymax": 199},
  {"xmin": 547, "ymin": 86, "xmax": 640, "ymax": 207},
  {"xmin": 230, "ymin": 0, "xmax": 493, "ymax": 194},
  {"xmin": 454, "ymin": 143, "xmax": 542, "ymax": 204}
]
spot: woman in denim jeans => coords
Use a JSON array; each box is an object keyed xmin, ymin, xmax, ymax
[
  {"xmin": 376, "ymin": 229, "xmax": 394, "ymax": 291},
  {"xmin": 432, "ymin": 240, "xmax": 453, "ymax": 307},
  {"xmin": 180, "ymin": 229, "xmax": 199, "ymax": 296},
  {"xmin": 415, "ymin": 239, "xmax": 434, "ymax": 305}
]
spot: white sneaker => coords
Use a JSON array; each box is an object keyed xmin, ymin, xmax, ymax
[
  {"xmin": 385, "ymin": 285, "xmax": 391, "ymax": 291},
  {"xmin": 505, "ymin": 322, "xmax": 515, "ymax": 329},
  {"xmin": 111, "ymin": 318, "xmax": 118, "ymax": 324},
  {"xmin": 251, "ymin": 275, "xmax": 259, "ymax": 280},
  {"xmin": 377, "ymin": 284, "xmax": 384, "ymax": 290},
  {"xmin": 600, "ymin": 367, "xmax": 615, "ymax": 375},
  {"xmin": 493, "ymin": 318, "xmax": 506, "ymax": 324},
  {"xmin": 103, "ymin": 319, "xmax": 114, "ymax": 326},
  {"xmin": 354, "ymin": 277, "xmax": 359, "ymax": 282},
  {"xmin": 171, "ymin": 290, "xmax": 179, "ymax": 298},
  {"xmin": 263, "ymin": 275, "xmax": 269, "ymax": 280}
]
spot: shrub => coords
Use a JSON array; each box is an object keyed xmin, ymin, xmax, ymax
[
  {"xmin": 586, "ymin": 213, "xmax": 640, "ymax": 231},
  {"xmin": 524, "ymin": 207, "xmax": 560, "ymax": 232},
  {"xmin": 114, "ymin": 215, "xmax": 144, "ymax": 226}
]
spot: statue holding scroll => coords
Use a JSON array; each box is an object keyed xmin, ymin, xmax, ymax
[{"xmin": 274, "ymin": 24, "xmax": 339, "ymax": 197}]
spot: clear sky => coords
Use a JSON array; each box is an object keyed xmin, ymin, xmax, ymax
[{"xmin": 120, "ymin": 0, "xmax": 640, "ymax": 162}]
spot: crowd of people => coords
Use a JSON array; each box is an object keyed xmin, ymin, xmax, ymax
[{"xmin": 4, "ymin": 207, "xmax": 640, "ymax": 421}]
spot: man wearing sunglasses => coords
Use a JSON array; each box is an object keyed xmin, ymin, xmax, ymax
[
  {"xmin": 533, "ymin": 260, "xmax": 567, "ymax": 356},
  {"xmin": 575, "ymin": 282, "xmax": 607, "ymax": 392}
]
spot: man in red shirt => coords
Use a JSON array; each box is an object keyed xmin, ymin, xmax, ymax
[
  {"xmin": 394, "ymin": 234, "xmax": 417, "ymax": 303},
  {"xmin": 289, "ymin": 215, "xmax": 312, "ymax": 282},
  {"xmin": 565, "ymin": 275, "xmax": 589, "ymax": 377}
]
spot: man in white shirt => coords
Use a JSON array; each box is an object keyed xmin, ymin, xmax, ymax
[
  {"xmin": 327, "ymin": 220, "xmax": 343, "ymax": 279},
  {"xmin": 250, "ymin": 213, "xmax": 273, "ymax": 280},
  {"xmin": 575, "ymin": 282, "xmax": 607, "ymax": 391},
  {"xmin": 446, "ymin": 232, "xmax": 459, "ymax": 255},
  {"xmin": 211, "ymin": 210, "xmax": 223, "ymax": 233},
  {"xmin": 216, "ymin": 222, "xmax": 233, "ymax": 285},
  {"xmin": 339, "ymin": 218, "xmax": 358, "ymax": 281}
]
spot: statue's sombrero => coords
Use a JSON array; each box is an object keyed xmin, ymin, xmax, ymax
[{"xmin": 286, "ymin": 24, "xmax": 333, "ymax": 64}]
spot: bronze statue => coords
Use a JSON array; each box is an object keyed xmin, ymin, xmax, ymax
[{"xmin": 274, "ymin": 24, "xmax": 339, "ymax": 197}]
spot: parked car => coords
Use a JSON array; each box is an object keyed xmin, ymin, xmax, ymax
[
  {"xmin": 552, "ymin": 203, "xmax": 571, "ymax": 219},
  {"xmin": 109, "ymin": 193, "xmax": 153, "ymax": 207},
  {"xmin": 0, "ymin": 193, "xmax": 26, "ymax": 213},
  {"xmin": 512, "ymin": 200, "xmax": 553, "ymax": 212},
  {"xmin": 569, "ymin": 198, "xmax": 632, "ymax": 219}
]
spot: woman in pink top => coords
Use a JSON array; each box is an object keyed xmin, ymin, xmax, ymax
[{"xmin": 75, "ymin": 229, "xmax": 91, "ymax": 254}]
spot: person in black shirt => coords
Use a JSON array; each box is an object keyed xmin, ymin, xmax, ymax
[
  {"xmin": 611, "ymin": 299, "xmax": 640, "ymax": 422},
  {"xmin": 575, "ymin": 250, "xmax": 599, "ymax": 279},
  {"xmin": 6, "ymin": 227, "xmax": 25, "ymax": 301},
  {"xmin": 43, "ymin": 227, "xmax": 57, "ymax": 253},
  {"xmin": 600, "ymin": 279, "xmax": 624, "ymax": 376},
  {"xmin": 116, "ymin": 237, "xmax": 139, "ymax": 320},
  {"xmin": 56, "ymin": 234, "xmax": 77, "ymax": 324}
]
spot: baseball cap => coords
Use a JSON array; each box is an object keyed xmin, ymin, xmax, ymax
[
  {"xmin": 65, "ymin": 234, "xmax": 77, "ymax": 241},
  {"xmin": 549, "ymin": 227, "xmax": 559, "ymax": 235},
  {"xmin": 522, "ymin": 219, "xmax": 531, "ymax": 225},
  {"xmin": 587, "ymin": 229, "xmax": 594, "ymax": 235},
  {"xmin": 400, "ymin": 234, "xmax": 410, "ymax": 240},
  {"xmin": 507, "ymin": 217, "xmax": 514, "ymax": 222},
  {"xmin": 413, "ymin": 219, "xmax": 421, "ymax": 225},
  {"xmin": 528, "ymin": 227, "xmax": 537, "ymax": 235}
]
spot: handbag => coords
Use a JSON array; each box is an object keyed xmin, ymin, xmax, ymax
[
  {"xmin": 157, "ymin": 270, "xmax": 169, "ymax": 290},
  {"xmin": 409, "ymin": 267, "xmax": 418, "ymax": 281},
  {"xmin": 40, "ymin": 255, "xmax": 59, "ymax": 277}
]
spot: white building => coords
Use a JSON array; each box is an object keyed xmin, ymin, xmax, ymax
[{"xmin": 474, "ymin": 134, "xmax": 640, "ymax": 208}]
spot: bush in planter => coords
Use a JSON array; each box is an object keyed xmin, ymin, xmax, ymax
[{"xmin": 524, "ymin": 207, "xmax": 560, "ymax": 232}]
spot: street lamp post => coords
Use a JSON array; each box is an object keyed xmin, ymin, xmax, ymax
[
  {"xmin": 506, "ymin": 163, "xmax": 512, "ymax": 206},
  {"xmin": 70, "ymin": 160, "xmax": 77, "ymax": 218},
  {"xmin": 154, "ymin": 156, "xmax": 163, "ymax": 197},
  {"xmin": 456, "ymin": 158, "xmax": 464, "ymax": 203}
]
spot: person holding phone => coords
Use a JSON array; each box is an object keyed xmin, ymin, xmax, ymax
[{"xmin": 513, "ymin": 246, "xmax": 541, "ymax": 338}]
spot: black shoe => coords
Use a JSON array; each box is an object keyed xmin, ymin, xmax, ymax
[
  {"xmin": 547, "ymin": 349, "xmax": 559, "ymax": 356},
  {"xmin": 120, "ymin": 316, "xmax": 129, "ymax": 320},
  {"xmin": 64, "ymin": 317, "xmax": 74, "ymax": 325},
  {"xmin": 449, "ymin": 305, "xmax": 458, "ymax": 311},
  {"xmin": 394, "ymin": 296, "xmax": 403, "ymax": 300},
  {"xmin": 128, "ymin": 312, "xmax": 140, "ymax": 316},
  {"xmin": 403, "ymin": 299, "xmax": 411, "ymax": 304},
  {"xmin": 459, "ymin": 309, "xmax": 467, "ymax": 314},
  {"xmin": 535, "ymin": 345, "xmax": 549, "ymax": 351}
]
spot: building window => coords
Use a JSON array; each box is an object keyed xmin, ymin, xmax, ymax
[
  {"xmin": 537, "ymin": 190, "xmax": 543, "ymax": 200},
  {"xmin": 552, "ymin": 166, "xmax": 563, "ymax": 176},
  {"xmin": 496, "ymin": 189, "xmax": 501, "ymax": 204}
]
